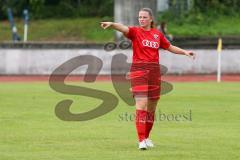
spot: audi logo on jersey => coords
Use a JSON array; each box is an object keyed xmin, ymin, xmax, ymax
[{"xmin": 142, "ymin": 40, "xmax": 159, "ymax": 49}]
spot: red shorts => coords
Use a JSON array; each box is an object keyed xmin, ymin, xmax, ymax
[{"xmin": 128, "ymin": 62, "xmax": 161, "ymax": 100}]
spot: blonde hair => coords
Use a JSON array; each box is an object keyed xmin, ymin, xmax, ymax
[{"xmin": 140, "ymin": 8, "xmax": 155, "ymax": 28}]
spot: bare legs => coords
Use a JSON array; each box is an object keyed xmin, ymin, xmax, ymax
[{"xmin": 135, "ymin": 97, "xmax": 158, "ymax": 112}]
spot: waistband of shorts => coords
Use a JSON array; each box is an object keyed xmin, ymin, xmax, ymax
[{"xmin": 132, "ymin": 61, "xmax": 159, "ymax": 64}]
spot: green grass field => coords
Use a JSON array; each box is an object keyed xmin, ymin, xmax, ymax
[
  {"xmin": 0, "ymin": 82, "xmax": 239, "ymax": 160},
  {"xmin": 1, "ymin": 16, "xmax": 240, "ymax": 42}
]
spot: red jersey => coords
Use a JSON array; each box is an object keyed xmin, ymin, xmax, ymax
[{"xmin": 126, "ymin": 26, "xmax": 170, "ymax": 63}]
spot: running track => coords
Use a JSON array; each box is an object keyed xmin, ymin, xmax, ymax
[{"xmin": 0, "ymin": 75, "xmax": 239, "ymax": 82}]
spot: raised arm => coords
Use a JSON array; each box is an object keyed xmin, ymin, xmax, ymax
[
  {"xmin": 167, "ymin": 45, "xmax": 195, "ymax": 59},
  {"xmin": 100, "ymin": 22, "xmax": 129, "ymax": 36}
]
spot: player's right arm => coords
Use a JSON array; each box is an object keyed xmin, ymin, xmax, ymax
[{"xmin": 100, "ymin": 22, "xmax": 129, "ymax": 36}]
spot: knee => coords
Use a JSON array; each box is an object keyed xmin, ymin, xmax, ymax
[
  {"xmin": 135, "ymin": 98, "xmax": 148, "ymax": 109},
  {"xmin": 147, "ymin": 100, "xmax": 158, "ymax": 112}
]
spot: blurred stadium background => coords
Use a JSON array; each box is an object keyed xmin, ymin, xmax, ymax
[{"xmin": 0, "ymin": 0, "xmax": 240, "ymax": 160}]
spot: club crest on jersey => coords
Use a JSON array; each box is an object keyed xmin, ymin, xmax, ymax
[{"xmin": 153, "ymin": 34, "xmax": 158, "ymax": 39}]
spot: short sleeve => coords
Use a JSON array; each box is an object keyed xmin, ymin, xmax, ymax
[
  {"xmin": 159, "ymin": 34, "xmax": 171, "ymax": 49},
  {"xmin": 126, "ymin": 26, "xmax": 137, "ymax": 40}
]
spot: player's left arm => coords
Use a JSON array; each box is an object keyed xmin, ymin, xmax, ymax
[{"xmin": 167, "ymin": 45, "xmax": 195, "ymax": 59}]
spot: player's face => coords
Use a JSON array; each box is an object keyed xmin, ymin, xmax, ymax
[{"xmin": 138, "ymin": 11, "xmax": 152, "ymax": 28}]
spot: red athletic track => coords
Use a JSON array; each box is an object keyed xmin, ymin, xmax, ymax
[{"xmin": 0, "ymin": 75, "xmax": 239, "ymax": 82}]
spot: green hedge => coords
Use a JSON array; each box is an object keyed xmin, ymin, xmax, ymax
[
  {"xmin": 0, "ymin": 0, "xmax": 113, "ymax": 20},
  {"xmin": 158, "ymin": 0, "xmax": 240, "ymax": 26}
]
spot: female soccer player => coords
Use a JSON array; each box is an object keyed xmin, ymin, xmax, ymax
[{"xmin": 100, "ymin": 8, "xmax": 195, "ymax": 150}]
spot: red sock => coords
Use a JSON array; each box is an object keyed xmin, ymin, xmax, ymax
[
  {"xmin": 135, "ymin": 110, "xmax": 147, "ymax": 142},
  {"xmin": 146, "ymin": 111, "xmax": 155, "ymax": 139}
]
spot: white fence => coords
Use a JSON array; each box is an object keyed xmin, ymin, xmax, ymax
[{"xmin": 0, "ymin": 49, "xmax": 240, "ymax": 75}]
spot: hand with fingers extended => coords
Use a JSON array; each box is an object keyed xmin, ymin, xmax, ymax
[
  {"xmin": 100, "ymin": 22, "xmax": 129, "ymax": 35},
  {"xmin": 184, "ymin": 51, "xmax": 196, "ymax": 60}
]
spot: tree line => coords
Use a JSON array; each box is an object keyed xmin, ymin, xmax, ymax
[
  {"xmin": 0, "ymin": 0, "xmax": 239, "ymax": 20},
  {"xmin": 161, "ymin": 0, "xmax": 240, "ymax": 24},
  {"xmin": 0, "ymin": 0, "xmax": 113, "ymax": 19}
]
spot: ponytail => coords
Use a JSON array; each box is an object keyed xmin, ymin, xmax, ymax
[{"xmin": 151, "ymin": 21, "xmax": 156, "ymax": 28}]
